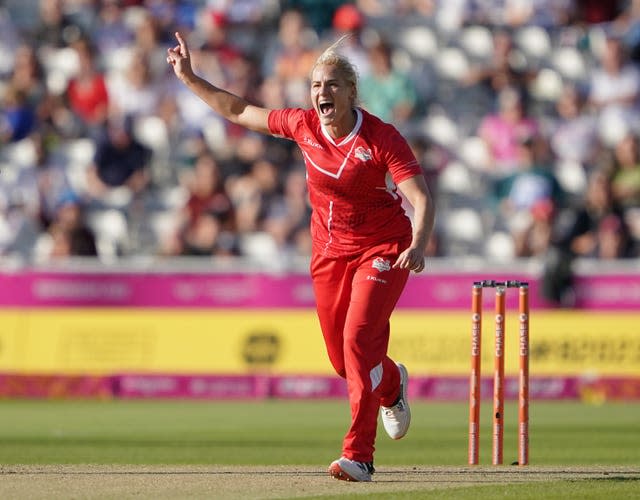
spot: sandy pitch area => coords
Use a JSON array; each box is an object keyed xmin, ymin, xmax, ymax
[{"xmin": 1, "ymin": 465, "xmax": 638, "ymax": 499}]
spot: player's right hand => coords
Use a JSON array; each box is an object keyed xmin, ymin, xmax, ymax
[{"xmin": 167, "ymin": 32, "xmax": 194, "ymax": 83}]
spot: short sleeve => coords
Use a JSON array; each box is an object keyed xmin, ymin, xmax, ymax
[
  {"xmin": 268, "ymin": 108, "xmax": 305, "ymax": 141},
  {"xmin": 381, "ymin": 126, "xmax": 423, "ymax": 184}
]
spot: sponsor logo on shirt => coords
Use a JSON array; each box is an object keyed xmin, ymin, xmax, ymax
[
  {"xmin": 303, "ymin": 137, "xmax": 324, "ymax": 150},
  {"xmin": 372, "ymin": 257, "xmax": 391, "ymax": 272},
  {"xmin": 355, "ymin": 146, "xmax": 373, "ymax": 161},
  {"xmin": 367, "ymin": 275, "xmax": 387, "ymax": 284}
]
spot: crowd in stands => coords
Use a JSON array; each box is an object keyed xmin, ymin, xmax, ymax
[{"xmin": 1, "ymin": 0, "xmax": 639, "ymax": 269}]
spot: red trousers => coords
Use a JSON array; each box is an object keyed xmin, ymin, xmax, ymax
[{"xmin": 310, "ymin": 238, "xmax": 410, "ymax": 463}]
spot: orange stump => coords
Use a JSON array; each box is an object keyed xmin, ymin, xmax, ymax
[
  {"xmin": 492, "ymin": 286, "xmax": 506, "ymax": 465},
  {"xmin": 468, "ymin": 283, "xmax": 483, "ymax": 465},
  {"xmin": 518, "ymin": 285, "xmax": 530, "ymax": 466}
]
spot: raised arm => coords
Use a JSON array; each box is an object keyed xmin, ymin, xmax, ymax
[
  {"xmin": 393, "ymin": 174, "xmax": 436, "ymax": 273},
  {"xmin": 167, "ymin": 32, "xmax": 272, "ymax": 135}
]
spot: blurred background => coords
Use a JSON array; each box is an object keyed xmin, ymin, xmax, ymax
[{"xmin": 0, "ymin": 0, "xmax": 638, "ymax": 402}]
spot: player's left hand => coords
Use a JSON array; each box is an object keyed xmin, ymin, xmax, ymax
[{"xmin": 393, "ymin": 247, "xmax": 426, "ymax": 273}]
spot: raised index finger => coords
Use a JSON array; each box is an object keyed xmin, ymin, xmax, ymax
[{"xmin": 175, "ymin": 31, "xmax": 188, "ymax": 55}]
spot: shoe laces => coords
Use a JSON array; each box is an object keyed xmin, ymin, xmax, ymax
[
  {"xmin": 358, "ymin": 461, "xmax": 375, "ymax": 475},
  {"xmin": 382, "ymin": 399, "xmax": 405, "ymax": 416}
]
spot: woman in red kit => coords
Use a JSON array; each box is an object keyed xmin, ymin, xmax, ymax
[{"xmin": 167, "ymin": 32, "xmax": 435, "ymax": 482}]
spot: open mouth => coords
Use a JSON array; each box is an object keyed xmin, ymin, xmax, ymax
[{"xmin": 319, "ymin": 102, "xmax": 334, "ymax": 116}]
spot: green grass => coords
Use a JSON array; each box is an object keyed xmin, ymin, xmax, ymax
[
  {"xmin": 0, "ymin": 400, "xmax": 638, "ymax": 498},
  {"xmin": 303, "ymin": 480, "xmax": 640, "ymax": 500},
  {"xmin": 0, "ymin": 400, "xmax": 638, "ymax": 466}
]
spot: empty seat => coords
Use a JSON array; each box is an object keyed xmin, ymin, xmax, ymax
[
  {"xmin": 86, "ymin": 208, "xmax": 129, "ymax": 259},
  {"xmin": 148, "ymin": 209, "xmax": 181, "ymax": 250},
  {"xmin": 554, "ymin": 160, "xmax": 587, "ymax": 195},
  {"xmin": 438, "ymin": 161, "xmax": 473, "ymax": 195},
  {"xmin": 435, "ymin": 47, "xmax": 470, "ymax": 81},
  {"xmin": 40, "ymin": 47, "xmax": 79, "ymax": 95},
  {"xmin": 458, "ymin": 136, "xmax": 491, "ymax": 172},
  {"xmin": 597, "ymin": 111, "xmax": 630, "ymax": 148},
  {"xmin": 551, "ymin": 47, "xmax": 587, "ymax": 81},
  {"xmin": 460, "ymin": 25, "xmax": 494, "ymax": 60},
  {"xmin": 484, "ymin": 231, "xmax": 516, "ymax": 261},
  {"xmin": 3, "ymin": 138, "xmax": 36, "ymax": 168},
  {"xmin": 65, "ymin": 139, "xmax": 96, "ymax": 167},
  {"xmin": 134, "ymin": 115, "xmax": 169, "ymax": 154},
  {"xmin": 530, "ymin": 68, "xmax": 563, "ymax": 101},
  {"xmin": 397, "ymin": 26, "xmax": 439, "ymax": 60},
  {"xmin": 422, "ymin": 113, "xmax": 459, "ymax": 148},
  {"xmin": 239, "ymin": 231, "xmax": 280, "ymax": 263},
  {"xmin": 445, "ymin": 207, "xmax": 484, "ymax": 242},
  {"xmin": 515, "ymin": 25, "xmax": 551, "ymax": 60},
  {"xmin": 156, "ymin": 186, "xmax": 189, "ymax": 210}
]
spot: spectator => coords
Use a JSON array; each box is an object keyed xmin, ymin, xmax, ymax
[
  {"xmin": 503, "ymin": 0, "xmax": 574, "ymax": 28},
  {"xmin": 164, "ymin": 150, "xmax": 237, "ymax": 256},
  {"xmin": 195, "ymin": 9, "xmax": 245, "ymax": 85},
  {"xmin": 281, "ymin": 0, "xmax": 344, "ymax": 35},
  {"xmin": 356, "ymin": 0, "xmax": 437, "ymax": 20},
  {"xmin": 7, "ymin": 132, "xmax": 72, "ymax": 229},
  {"xmin": 540, "ymin": 164, "xmax": 632, "ymax": 304},
  {"xmin": 33, "ymin": 190, "xmax": 97, "ymax": 261},
  {"xmin": 48, "ymin": 224, "xmax": 99, "ymax": 259},
  {"xmin": 8, "ymin": 44, "xmax": 47, "ymax": 111},
  {"xmin": 93, "ymin": 0, "xmax": 134, "ymax": 55},
  {"xmin": 0, "ymin": 8, "xmax": 19, "ymax": 73},
  {"xmin": 0, "ymin": 200, "xmax": 41, "ymax": 259},
  {"xmin": 264, "ymin": 9, "xmax": 319, "ymax": 107},
  {"xmin": 261, "ymin": 167, "xmax": 312, "ymax": 257},
  {"xmin": 330, "ymin": 3, "xmax": 370, "ymax": 78},
  {"xmin": 607, "ymin": 132, "xmax": 640, "ymax": 209},
  {"xmin": 107, "ymin": 49, "xmax": 161, "ymax": 118},
  {"xmin": 171, "ymin": 14, "xmax": 247, "ymax": 138},
  {"xmin": 478, "ymin": 86, "xmax": 539, "ymax": 176},
  {"xmin": 359, "ymin": 39, "xmax": 418, "ymax": 125},
  {"xmin": 494, "ymin": 134, "xmax": 564, "ymax": 257},
  {"xmin": 463, "ymin": 28, "xmax": 532, "ymax": 99},
  {"xmin": 558, "ymin": 169, "xmax": 634, "ymax": 259},
  {"xmin": 0, "ymin": 86, "xmax": 36, "ymax": 143},
  {"xmin": 550, "ymin": 83, "xmax": 600, "ymax": 167},
  {"xmin": 31, "ymin": 0, "xmax": 85, "ymax": 49},
  {"xmin": 86, "ymin": 115, "xmax": 151, "ymax": 201},
  {"xmin": 227, "ymin": 157, "xmax": 281, "ymax": 235},
  {"xmin": 613, "ymin": 0, "xmax": 640, "ymax": 63},
  {"xmin": 589, "ymin": 34, "xmax": 640, "ymax": 132},
  {"xmin": 144, "ymin": 0, "xmax": 181, "ymax": 43},
  {"xmin": 132, "ymin": 11, "xmax": 171, "ymax": 80},
  {"xmin": 226, "ymin": 167, "xmax": 263, "ymax": 234},
  {"xmin": 574, "ymin": 0, "xmax": 625, "ymax": 25},
  {"xmin": 65, "ymin": 37, "xmax": 110, "ymax": 137}
]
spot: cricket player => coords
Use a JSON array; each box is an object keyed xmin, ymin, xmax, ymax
[{"xmin": 168, "ymin": 31, "xmax": 435, "ymax": 482}]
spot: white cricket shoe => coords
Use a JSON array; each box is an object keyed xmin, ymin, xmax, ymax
[
  {"xmin": 380, "ymin": 363, "xmax": 411, "ymax": 439},
  {"xmin": 328, "ymin": 457, "xmax": 375, "ymax": 482}
]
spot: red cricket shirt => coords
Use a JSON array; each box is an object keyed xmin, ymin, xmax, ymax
[{"xmin": 268, "ymin": 107, "xmax": 423, "ymax": 257}]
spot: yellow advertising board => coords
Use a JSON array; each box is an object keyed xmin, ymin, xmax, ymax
[{"xmin": 0, "ymin": 309, "xmax": 638, "ymax": 376}]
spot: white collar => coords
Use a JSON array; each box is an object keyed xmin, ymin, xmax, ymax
[{"xmin": 321, "ymin": 108, "xmax": 362, "ymax": 147}]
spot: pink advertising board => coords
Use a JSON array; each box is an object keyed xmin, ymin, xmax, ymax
[
  {"xmin": 1, "ymin": 374, "xmax": 638, "ymax": 400},
  {"xmin": 0, "ymin": 270, "xmax": 638, "ymax": 310}
]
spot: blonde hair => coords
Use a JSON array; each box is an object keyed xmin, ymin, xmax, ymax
[{"xmin": 310, "ymin": 35, "xmax": 359, "ymax": 105}]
